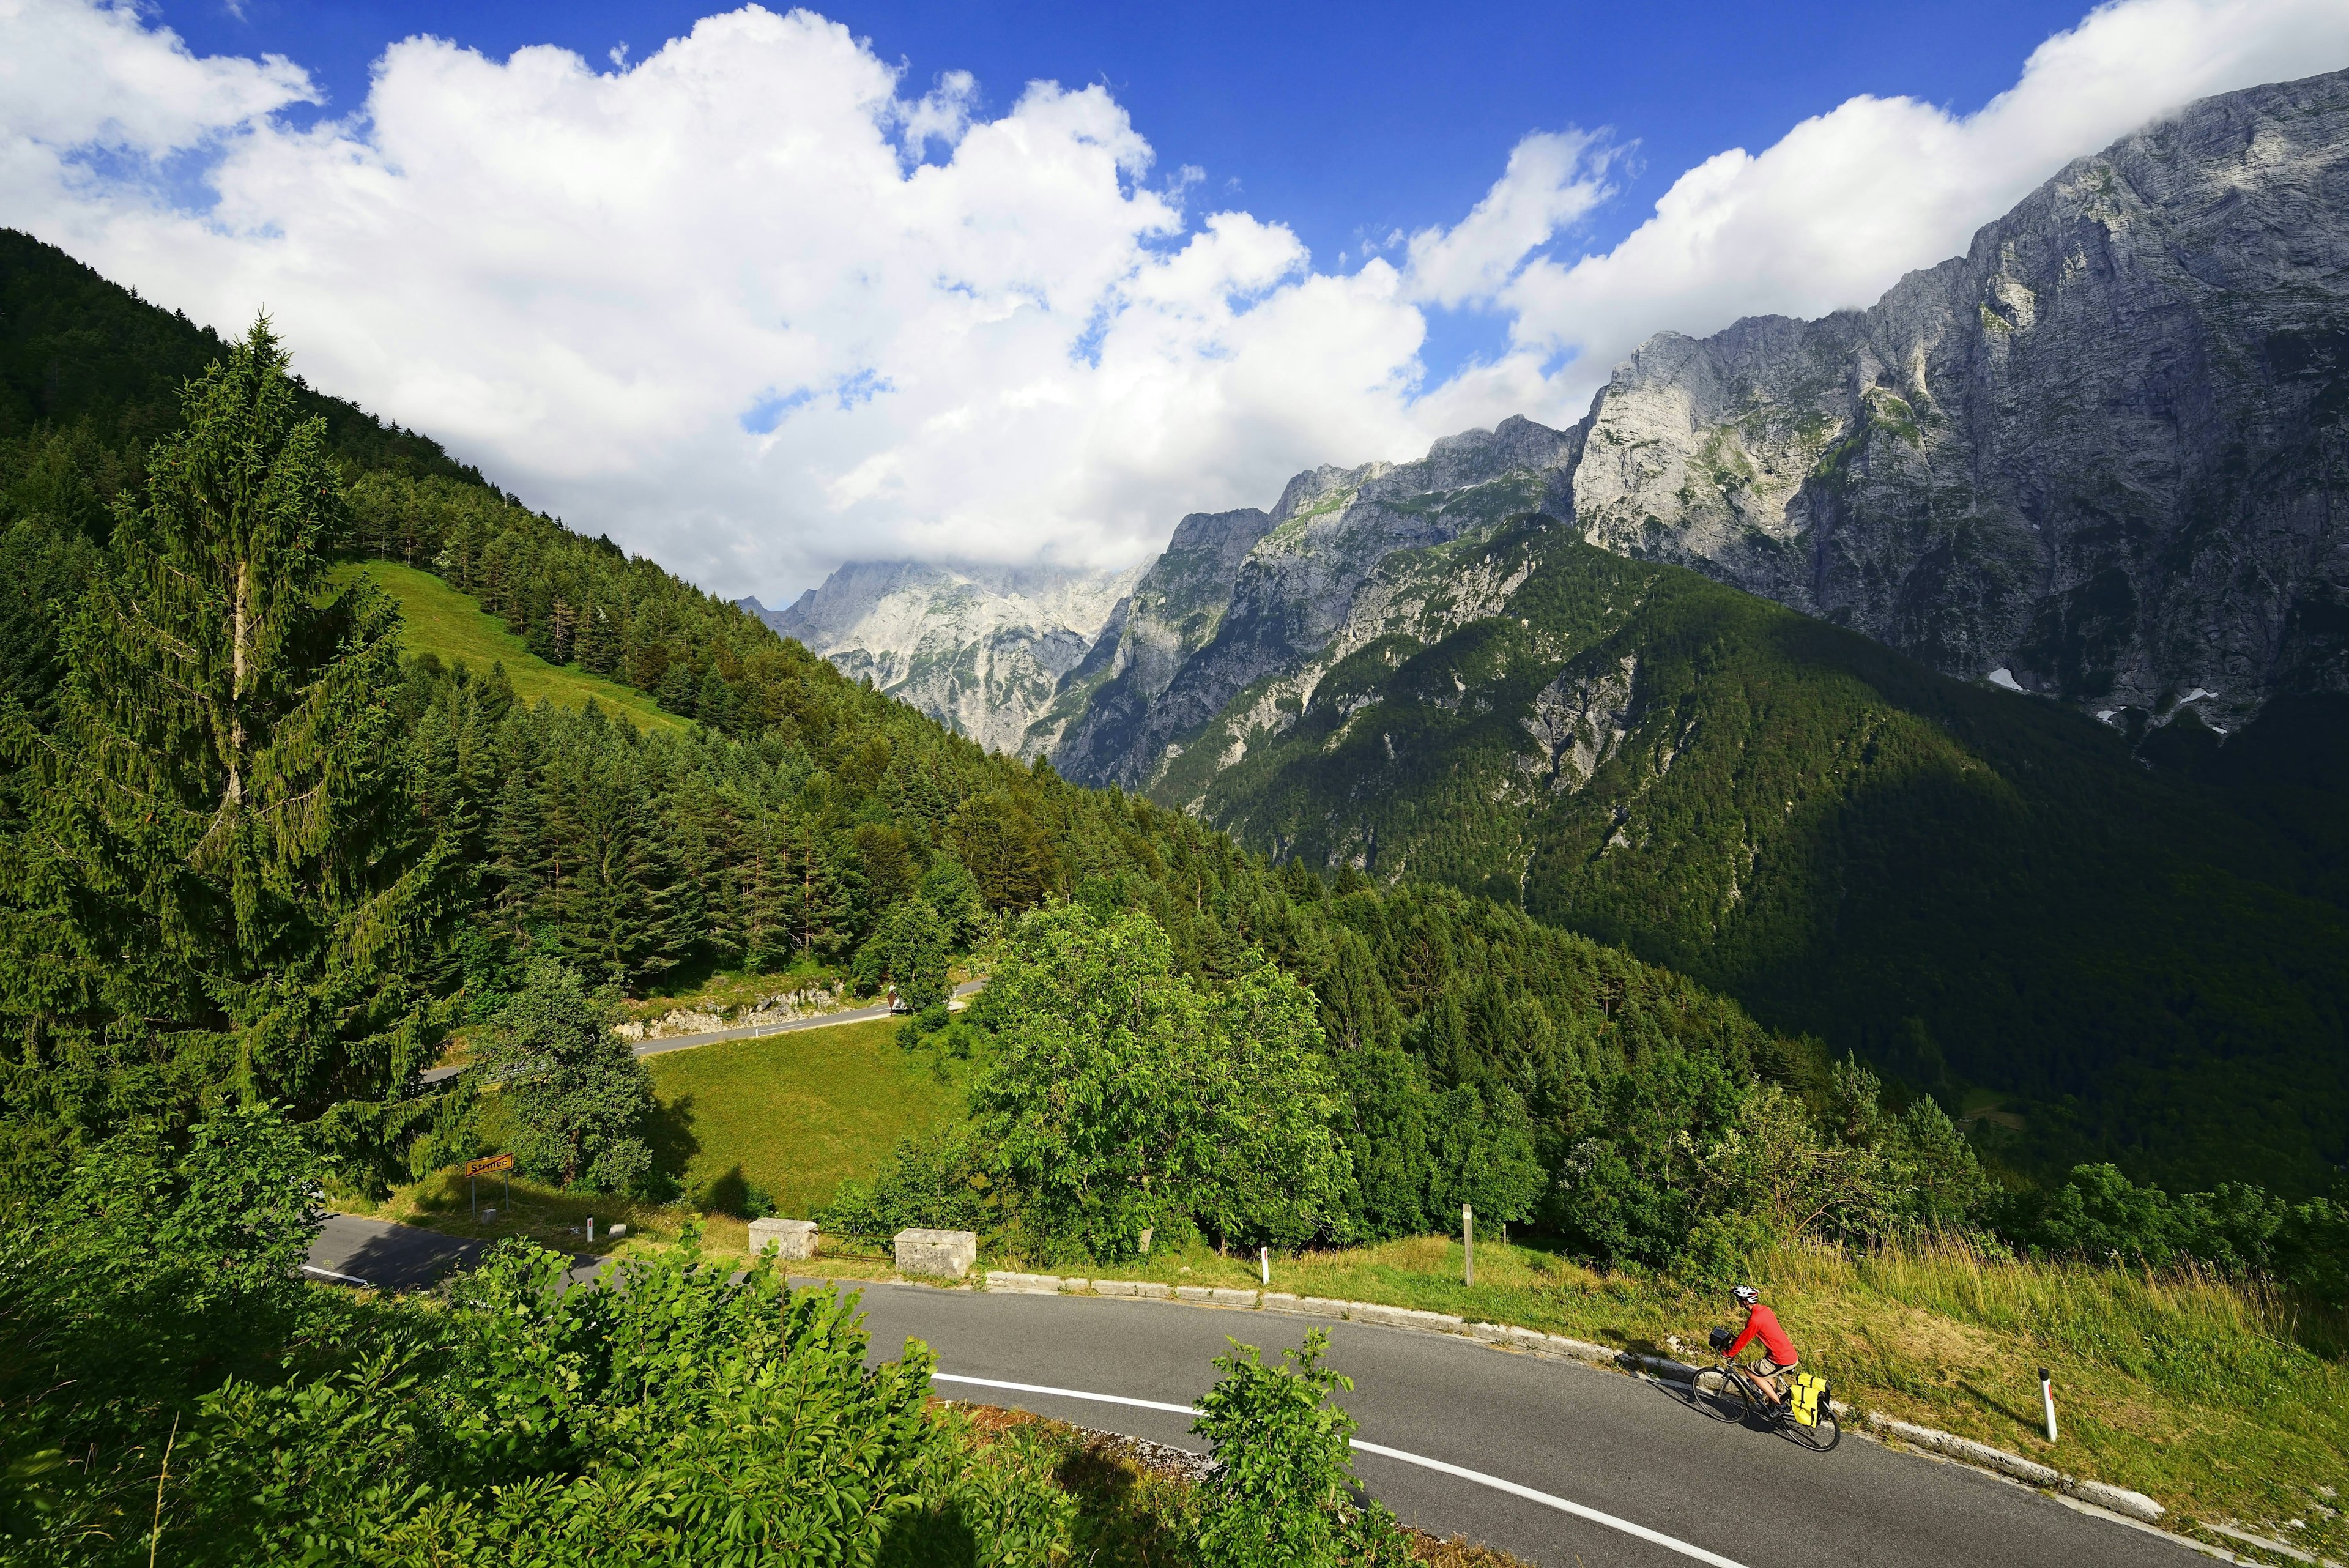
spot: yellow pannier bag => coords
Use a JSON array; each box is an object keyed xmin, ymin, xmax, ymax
[{"xmin": 1788, "ymin": 1372, "xmax": 1829, "ymax": 1427}]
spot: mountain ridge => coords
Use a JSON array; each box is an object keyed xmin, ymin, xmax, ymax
[
  {"xmin": 1009, "ymin": 66, "xmax": 2349, "ymax": 1191},
  {"xmin": 741, "ymin": 558, "xmax": 1140, "ymax": 756}
]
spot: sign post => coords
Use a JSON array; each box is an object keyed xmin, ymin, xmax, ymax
[
  {"xmin": 466, "ymin": 1153, "xmax": 515, "ymax": 1222},
  {"xmin": 1463, "ymin": 1203, "xmax": 1475, "ymax": 1288}
]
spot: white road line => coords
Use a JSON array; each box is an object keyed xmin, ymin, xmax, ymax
[
  {"xmin": 930, "ymin": 1372, "xmax": 1749, "ymax": 1568},
  {"xmin": 300, "ymin": 1263, "xmax": 371, "ymax": 1287},
  {"xmin": 935, "ymin": 1372, "xmax": 1195, "ymax": 1415}
]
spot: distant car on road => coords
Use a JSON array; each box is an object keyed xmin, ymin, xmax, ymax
[{"xmin": 887, "ymin": 986, "xmax": 908, "ymax": 1014}]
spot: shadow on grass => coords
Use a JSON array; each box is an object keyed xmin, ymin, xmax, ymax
[
  {"xmin": 645, "ymin": 1090, "xmax": 702, "ymax": 1196},
  {"xmin": 1956, "ymin": 1379, "xmax": 2041, "ymax": 1434},
  {"xmin": 696, "ymin": 1163, "xmax": 754, "ymax": 1217}
]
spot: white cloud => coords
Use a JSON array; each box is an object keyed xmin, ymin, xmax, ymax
[
  {"xmin": 1402, "ymin": 129, "xmax": 1615, "ymax": 310},
  {"xmin": 1497, "ymin": 0, "xmax": 2349, "ymax": 415},
  {"xmin": 2, "ymin": 0, "xmax": 2347, "ymax": 601}
]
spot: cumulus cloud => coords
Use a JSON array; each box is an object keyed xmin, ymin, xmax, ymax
[
  {"xmin": 3, "ymin": 0, "xmax": 2347, "ymax": 601},
  {"xmin": 1497, "ymin": 0, "xmax": 2349, "ymax": 414}
]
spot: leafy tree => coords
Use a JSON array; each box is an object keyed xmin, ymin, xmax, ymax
[
  {"xmin": 472, "ymin": 959, "xmax": 651, "ymax": 1194},
  {"xmin": 1192, "ymin": 1329, "xmax": 1407, "ymax": 1568},
  {"xmin": 0, "ymin": 1102, "xmax": 322, "ymax": 1553},
  {"xmin": 918, "ymin": 855, "xmax": 987, "ymax": 949},
  {"xmin": 971, "ymin": 904, "xmax": 1353, "ymax": 1257},
  {"xmin": 0, "ymin": 319, "xmax": 453, "ymax": 1140},
  {"xmin": 854, "ymin": 895, "xmax": 950, "ymax": 1011}
]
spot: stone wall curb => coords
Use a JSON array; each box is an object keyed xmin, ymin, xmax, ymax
[
  {"xmin": 932, "ymin": 1268, "xmax": 2172, "ymax": 1536},
  {"xmin": 1861, "ymin": 1413, "xmax": 2164, "ymax": 1523}
]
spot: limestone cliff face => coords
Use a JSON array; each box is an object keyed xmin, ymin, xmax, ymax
[
  {"xmin": 748, "ymin": 560, "xmax": 1137, "ymax": 757},
  {"xmin": 1045, "ymin": 506, "xmax": 1278, "ymax": 786},
  {"xmin": 1572, "ymin": 67, "xmax": 2349, "ymax": 732},
  {"xmin": 1053, "ymin": 417, "xmax": 1578, "ymax": 789}
]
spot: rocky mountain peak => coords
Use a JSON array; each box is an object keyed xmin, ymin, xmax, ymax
[
  {"xmin": 749, "ymin": 559, "xmax": 1139, "ymax": 757},
  {"xmin": 1567, "ymin": 65, "xmax": 2349, "ymax": 732}
]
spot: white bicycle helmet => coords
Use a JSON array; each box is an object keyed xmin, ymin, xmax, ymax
[{"xmin": 1732, "ymin": 1284, "xmax": 1761, "ymax": 1305}]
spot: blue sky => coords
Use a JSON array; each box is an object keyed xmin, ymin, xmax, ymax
[
  {"xmin": 160, "ymin": 0, "xmax": 2093, "ymax": 382},
  {"xmin": 16, "ymin": 0, "xmax": 2348, "ymax": 595}
]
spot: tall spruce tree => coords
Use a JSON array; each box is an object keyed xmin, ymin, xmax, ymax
[{"xmin": 0, "ymin": 320, "xmax": 455, "ymax": 1140}]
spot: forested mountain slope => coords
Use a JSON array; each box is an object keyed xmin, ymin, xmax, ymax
[
  {"xmin": 1036, "ymin": 69, "xmax": 2349, "ymax": 1194},
  {"xmin": 1162, "ymin": 513, "xmax": 2349, "ymax": 1191}
]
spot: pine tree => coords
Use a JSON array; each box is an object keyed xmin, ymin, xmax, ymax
[{"xmin": 0, "ymin": 319, "xmax": 456, "ymax": 1125}]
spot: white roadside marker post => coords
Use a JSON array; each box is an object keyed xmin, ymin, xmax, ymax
[
  {"xmin": 2040, "ymin": 1367, "xmax": 2058, "ymax": 1443},
  {"xmin": 1463, "ymin": 1203, "xmax": 1475, "ymax": 1288},
  {"xmin": 587, "ymin": 1216, "xmax": 595, "ymax": 1246}
]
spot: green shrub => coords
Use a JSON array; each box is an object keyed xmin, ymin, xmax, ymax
[{"xmin": 1192, "ymin": 1329, "xmax": 1407, "ymax": 1568}]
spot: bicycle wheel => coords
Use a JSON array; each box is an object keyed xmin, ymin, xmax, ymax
[
  {"xmin": 1688, "ymin": 1367, "xmax": 1754, "ymax": 1423},
  {"xmin": 1786, "ymin": 1403, "xmax": 1842, "ymax": 1452}
]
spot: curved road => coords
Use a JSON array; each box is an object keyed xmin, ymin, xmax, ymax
[
  {"xmin": 844, "ymin": 1282, "xmax": 2192, "ymax": 1568},
  {"xmin": 304, "ymin": 1218, "xmax": 2194, "ymax": 1568}
]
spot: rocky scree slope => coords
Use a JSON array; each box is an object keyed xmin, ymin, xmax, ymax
[
  {"xmin": 1572, "ymin": 66, "xmax": 2349, "ymax": 734},
  {"xmin": 745, "ymin": 560, "xmax": 1137, "ymax": 757}
]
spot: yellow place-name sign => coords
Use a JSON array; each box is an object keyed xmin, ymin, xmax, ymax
[{"xmin": 464, "ymin": 1153, "xmax": 516, "ymax": 1177}]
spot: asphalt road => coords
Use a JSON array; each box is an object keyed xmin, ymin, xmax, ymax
[
  {"xmin": 299, "ymin": 1214, "xmax": 2195, "ymax": 1568},
  {"xmin": 306, "ymin": 1211, "xmax": 485, "ymax": 1288},
  {"xmin": 842, "ymin": 1282, "xmax": 2195, "ymax": 1568},
  {"xmin": 418, "ymin": 978, "xmax": 985, "ymax": 1085}
]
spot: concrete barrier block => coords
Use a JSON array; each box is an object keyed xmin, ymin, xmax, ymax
[
  {"xmin": 985, "ymin": 1271, "xmax": 1061, "ymax": 1295},
  {"xmin": 1059, "ymin": 1277, "xmax": 1090, "ymax": 1293},
  {"xmin": 747, "ymin": 1217, "xmax": 818, "ymax": 1261},
  {"xmin": 1094, "ymin": 1279, "xmax": 1171, "ymax": 1298},
  {"xmin": 894, "ymin": 1228, "xmax": 978, "ymax": 1279}
]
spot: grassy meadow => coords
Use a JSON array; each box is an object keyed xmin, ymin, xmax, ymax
[
  {"xmin": 360, "ymin": 1017, "xmax": 956, "ymax": 1260},
  {"xmin": 642, "ymin": 1017, "xmax": 958, "ymax": 1219},
  {"xmin": 340, "ymin": 559, "xmax": 687, "ymax": 732}
]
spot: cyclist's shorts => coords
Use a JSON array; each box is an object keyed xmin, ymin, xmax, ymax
[{"xmin": 1756, "ymin": 1356, "xmax": 1797, "ymax": 1377}]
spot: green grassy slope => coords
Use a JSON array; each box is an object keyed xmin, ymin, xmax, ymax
[
  {"xmin": 1176, "ymin": 518, "xmax": 2349, "ymax": 1192},
  {"xmin": 346, "ymin": 560, "xmax": 686, "ymax": 732},
  {"xmin": 642, "ymin": 1019, "xmax": 954, "ymax": 1219}
]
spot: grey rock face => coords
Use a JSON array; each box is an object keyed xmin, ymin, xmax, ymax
[
  {"xmin": 1572, "ymin": 67, "xmax": 2349, "ymax": 732},
  {"xmin": 1048, "ymin": 506, "xmax": 1278, "ymax": 786},
  {"xmin": 1055, "ymin": 416, "xmax": 1578, "ymax": 789},
  {"xmin": 750, "ymin": 560, "xmax": 1137, "ymax": 756},
  {"xmin": 1041, "ymin": 68, "xmax": 2349, "ymax": 784}
]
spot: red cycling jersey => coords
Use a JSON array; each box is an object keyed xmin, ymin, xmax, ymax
[{"xmin": 1725, "ymin": 1303, "xmax": 1798, "ymax": 1366}]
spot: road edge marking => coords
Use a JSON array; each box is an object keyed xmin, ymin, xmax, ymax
[{"xmin": 932, "ymin": 1372, "xmax": 1750, "ymax": 1568}]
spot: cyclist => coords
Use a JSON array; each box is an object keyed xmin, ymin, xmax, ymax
[{"xmin": 1720, "ymin": 1284, "xmax": 1800, "ymax": 1409}]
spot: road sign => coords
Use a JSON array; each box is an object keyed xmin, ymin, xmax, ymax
[{"xmin": 464, "ymin": 1153, "xmax": 515, "ymax": 1177}]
